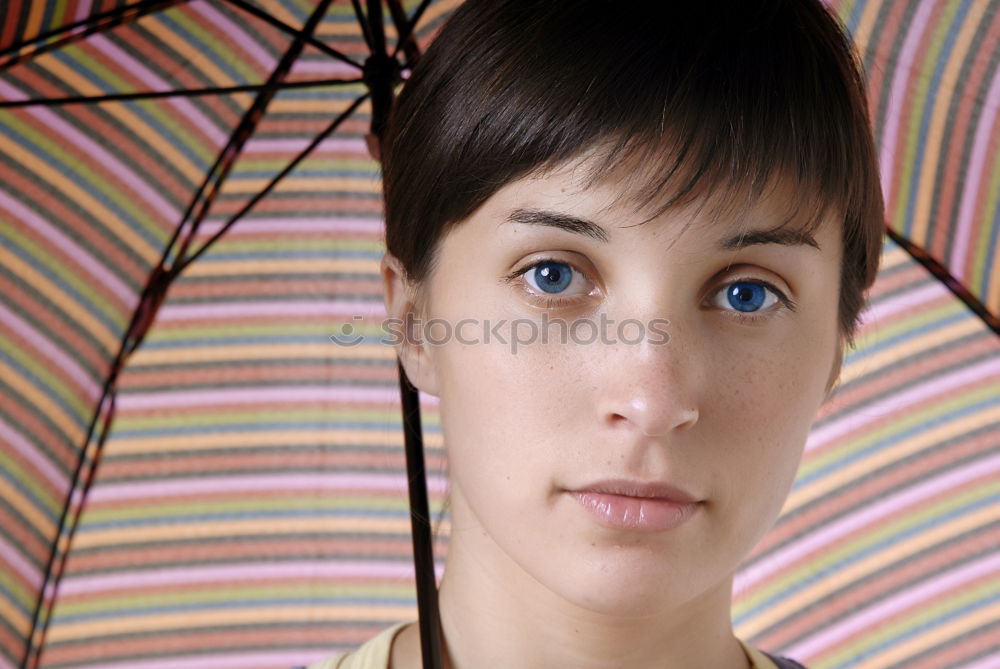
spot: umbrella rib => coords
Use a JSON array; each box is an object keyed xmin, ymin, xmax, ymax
[
  {"xmin": 884, "ymin": 226, "xmax": 999, "ymax": 335},
  {"xmin": 367, "ymin": 0, "xmax": 387, "ymax": 56},
  {"xmin": 0, "ymin": 77, "xmax": 365, "ymax": 107},
  {"xmin": 392, "ymin": 0, "xmax": 434, "ymax": 61},
  {"xmin": 386, "ymin": 0, "xmax": 422, "ymax": 67},
  {"xmin": 0, "ymin": 0, "xmax": 189, "ymax": 71},
  {"xmin": 175, "ymin": 93, "xmax": 370, "ymax": 272},
  {"xmin": 352, "ymin": 0, "xmax": 376, "ymax": 51},
  {"xmin": 220, "ymin": 0, "xmax": 363, "ymax": 70},
  {"xmin": 18, "ymin": 377, "xmax": 119, "ymax": 669}
]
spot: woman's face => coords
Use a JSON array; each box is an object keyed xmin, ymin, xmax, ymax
[{"xmin": 386, "ymin": 157, "xmax": 843, "ymax": 618}]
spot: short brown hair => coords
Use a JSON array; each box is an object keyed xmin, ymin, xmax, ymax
[{"xmin": 382, "ymin": 0, "xmax": 884, "ymax": 342}]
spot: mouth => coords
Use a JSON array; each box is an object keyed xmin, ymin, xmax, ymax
[{"xmin": 566, "ymin": 479, "xmax": 703, "ymax": 532}]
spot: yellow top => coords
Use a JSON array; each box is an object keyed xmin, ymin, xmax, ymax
[{"xmin": 305, "ymin": 621, "xmax": 782, "ymax": 669}]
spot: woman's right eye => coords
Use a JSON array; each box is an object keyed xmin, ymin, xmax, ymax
[{"xmin": 503, "ymin": 258, "xmax": 598, "ymax": 308}]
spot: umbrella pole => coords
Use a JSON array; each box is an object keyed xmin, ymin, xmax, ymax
[
  {"xmin": 397, "ymin": 359, "xmax": 445, "ymax": 669},
  {"xmin": 365, "ymin": 1, "xmax": 441, "ymax": 663}
]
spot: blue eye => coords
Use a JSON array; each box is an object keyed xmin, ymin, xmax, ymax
[
  {"xmin": 529, "ymin": 260, "xmax": 574, "ymax": 294},
  {"xmin": 715, "ymin": 280, "xmax": 780, "ymax": 313}
]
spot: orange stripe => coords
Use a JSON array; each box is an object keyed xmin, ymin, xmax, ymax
[
  {"xmin": 70, "ymin": 515, "xmax": 439, "ymax": 550},
  {"xmin": 45, "ymin": 604, "xmax": 420, "ymax": 643},
  {"xmin": 103, "ymin": 428, "xmax": 445, "ymax": 456},
  {"xmin": 23, "ymin": 0, "xmax": 47, "ymax": 46}
]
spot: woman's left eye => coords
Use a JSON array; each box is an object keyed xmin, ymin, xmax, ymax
[
  {"xmin": 525, "ymin": 260, "xmax": 576, "ymax": 294},
  {"xmin": 710, "ymin": 280, "xmax": 786, "ymax": 314}
]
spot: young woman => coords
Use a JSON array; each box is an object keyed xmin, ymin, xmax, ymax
[{"xmin": 310, "ymin": 0, "xmax": 884, "ymax": 667}]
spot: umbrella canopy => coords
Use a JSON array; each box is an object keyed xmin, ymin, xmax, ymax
[{"xmin": 0, "ymin": 1, "xmax": 997, "ymax": 668}]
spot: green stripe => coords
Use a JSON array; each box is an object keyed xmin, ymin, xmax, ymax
[
  {"xmin": 970, "ymin": 125, "xmax": 1000, "ymax": 301},
  {"xmin": 0, "ymin": 569, "xmax": 37, "ymax": 613},
  {"xmin": 113, "ymin": 407, "xmax": 405, "ymax": 431},
  {"xmin": 0, "ymin": 447, "xmax": 63, "ymax": 517},
  {"xmin": 203, "ymin": 238, "xmax": 384, "ymax": 253},
  {"xmin": 82, "ymin": 494, "xmax": 413, "ymax": 524},
  {"xmin": 54, "ymin": 583, "xmax": 419, "ymax": 618}
]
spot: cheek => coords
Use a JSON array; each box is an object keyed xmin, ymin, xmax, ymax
[
  {"xmin": 703, "ymin": 339, "xmax": 831, "ymax": 537},
  {"xmin": 433, "ymin": 329, "xmax": 588, "ymax": 487}
]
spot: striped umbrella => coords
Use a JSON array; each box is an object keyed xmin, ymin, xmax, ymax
[{"xmin": 0, "ymin": 1, "xmax": 996, "ymax": 669}]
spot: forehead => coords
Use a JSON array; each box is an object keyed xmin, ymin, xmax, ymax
[{"xmin": 500, "ymin": 151, "xmax": 843, "ymax": 247}]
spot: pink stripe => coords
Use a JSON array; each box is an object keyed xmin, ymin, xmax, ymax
[
  {"xmin": 964, "ymin": 653, "xmax": 1000, "ymax": 669},
  {"xmin": 189, "ymin": 1, "xmax": 277, "ymax": 72},
  {"xmin": 88, "ymin": 472, "xmax": 449, "ymax": 503},
  {"xmin": 24, "ymin": 107, "xmax": 181, "ymax": 223},
  {"xmin": 60, "ymin": 560, "xmax": 423, "ymax": 596},
  {"xmin": 157, "ymin": 299, "xmax": 385, "ymax": 321},
  {"xmin": 0, "ymin": 302, "xmax": 102, "ymax": 401},
  {"xmin": 241, "ymin": 137, "xmax": 368, "ymax": 154},
  {"xmin": 88, "ymin": 34, "xmax": 228, "ymax": 148},
  {"xmin": 786, "ymin": 552, "xmax": 1000, "ymax": 659},
  {"xmin": 0, "ymin": 79, "xmax": 29, "ymax": 101},
  {"xmin": 73, "ymin": 0, "xmax": 92, "ymax": 21},
  {"xmin": 69, "ymin": 483, "xmax": 86, "ymax": 513},
  {"xmin": 0, "ymin": 654, "xmax": 14, "ymax": 669},
  {"xmin": 807, "ymin": 356, "xmax": 1000, "ymax": 451},
  {"xmin": 856, "ymin": 281, "xmax": 948, "ymax": 327},
  {"xmin": 196, "ymin": 215, "xmax": 383, "ymax": 236},
  {"xmin": 949, "ymin": 65, "xmax": 1000, "ymax": 278},
  {"xmin": 289, "ymin": 59, "xmax": 360, "ymax": 77},
  {"xmin": 0, "ymin": 532, "xmax": 43, "ymax": 590},
  {"xmin": 70, "ymin": 651, "xmax": 361, "ymax": 669},
  {"xmin": 0, "ymin": 417, "xmax": 70, "ymax": 492},
  {"xmin": 0, "ymin": 190, "xmax": 136, "ymax": 304},
  {"xmin": 734, "ymin": 451, "xmax": 1000, "ymax": 593},
  {"xmin": 878, "ymin": 0, "xmax": 937, "ymax": 212},
  {"xmin": 116, "ymin": 386, "xmax": 401, "ymax": 410}
]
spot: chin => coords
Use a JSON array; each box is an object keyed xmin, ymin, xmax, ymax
[{"xmin": 545, "ymin": 556, "xmax": 712, "ymax": 619}]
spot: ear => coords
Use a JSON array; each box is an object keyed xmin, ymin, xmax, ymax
[
  {"xmin": 381, "ymin": 253, "xmax": 440, "ymax": 397},
  {"xmin": 824, "ymin": 337, "xmax": 845, "ymax": 397}
]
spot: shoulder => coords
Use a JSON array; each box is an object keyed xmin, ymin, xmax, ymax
[
  {"xmin": 738, "ymin": 639, "xmax": 809, "ymax": 669},
  {"xmin": 303, "ymin": 621, "xmax": 412, "ymax": 669}
]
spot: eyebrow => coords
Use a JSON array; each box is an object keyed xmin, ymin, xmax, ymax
[
  {"xmin": 506, "ymin": 207, "xmax": 820, "ymax": 251},
  {"xmin": 506, "ymin": 208, "xmax": 610, "ymax": 243},
  {"xmin": 718, "ymin": 227, "xmax": 821, "ymax": 251}
]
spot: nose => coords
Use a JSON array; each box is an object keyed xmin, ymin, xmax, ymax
[{"xmin": 596, "ymin": 329, "xmax": 700, "ymax": 438}]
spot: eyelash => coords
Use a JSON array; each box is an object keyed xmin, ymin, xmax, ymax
[{"xmin": 505, "ymin": 256, "xmax": 797, "ymax": 322}]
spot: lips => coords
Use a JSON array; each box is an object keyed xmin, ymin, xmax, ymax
[{"xmin": 568, "ymin": 478, "xmax": 701, "ymax": 504}]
